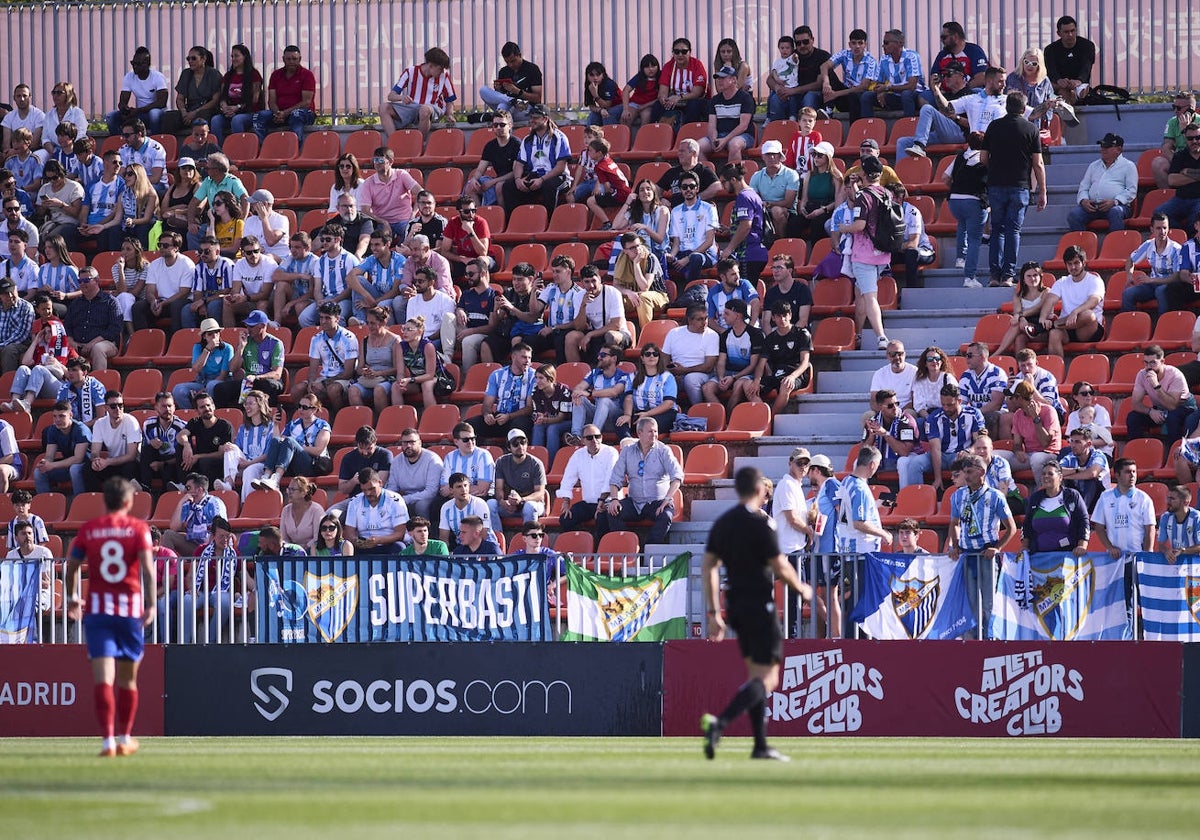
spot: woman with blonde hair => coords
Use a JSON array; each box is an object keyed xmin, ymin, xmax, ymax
[
  {"xmin": 796, "ymin": 141, "xmax": 844, "ymax": 247},
  {"xmin": 115, "ymin": 162, "xmax": 159, "ymax": 248},
  {"xmin": 280, "ymin": 475, "xmax": 325, "ymax": 548},
  {"xmin": 224, "ymin": 388, "xmax": 280, "ymax": 498},
  {"xmin": 350, "ymin": 305, "xmax": 403, "ymax": 415},
  {"xmin": 42, "ymin": 81, "xmax": 87, "ymax": 162},
  {"xmin": 113, "ymin": 237, "xmax": 151, "ymax": 337},
  {"xmin": 395, "ymin": 314, "xmax": 452, "ymax": 406}
]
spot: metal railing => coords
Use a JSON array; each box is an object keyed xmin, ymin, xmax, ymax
[{"xmin": 3, "ymin": 1, "xmax": 1195, "ymax": 120}]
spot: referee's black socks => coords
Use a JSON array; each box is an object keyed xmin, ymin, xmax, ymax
[{"xmin": 718, "ymin": 677, "xmax": 767, "ymax": 729}]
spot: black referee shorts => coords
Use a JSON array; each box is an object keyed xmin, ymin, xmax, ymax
[{"xmin": 727, "ymin": 601, "xmax": 783, "ymax": 665}]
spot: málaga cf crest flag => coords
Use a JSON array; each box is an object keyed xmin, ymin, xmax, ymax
[
  {"xmin": 1136, "ymin": 553, "xmax": 1200, "ymax": 641},
  {"xmin": 849, "ymin": 553, "xmax": 976, "ymax": 640},
  {"xmin": 0, "ymin": 559, "xmax": 42, "ymax": 644},
  {"xmin": 991, "ymin": 551, "xmax": 1130, "ymax": 640},
  {"xmin": 562, "ymin": 553, "xmax": 689, "ymax": 641}
]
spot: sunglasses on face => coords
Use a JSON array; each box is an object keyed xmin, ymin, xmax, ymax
[
  {"xmin": 673, "ymin": 48, "xmax": 690, "ymax": 55},
  {"xmin": 458, "ymin": 436, "xmax": 476, "ymax": 443},
  {"xmin": 583, "ymin": 434, "xmax": 602, "ymax": 441},
  {"xmin": 642, "ymin": 351, "xmax": 659, "ymax": 357},
  {"xmin": 1077, "ymin": 390, "xmax": 1095, "ymax": 396},
  {"xmin": 299, "ymin": 403, "xmax": 317, "ymax": 410},
  {"xmin": 243, "ymin": 248, "xmax": 261, "ymax": 255},
  {"xmin": 320, "ymin": 525, "xmax": 338, "ymax": 532},
  {"xmin": 510, "ymin": 439, "xmax": 527, "ymax": 447}
]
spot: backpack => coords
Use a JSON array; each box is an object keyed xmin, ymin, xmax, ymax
[
  {"xmin": 866, "ymin": 185, "xmax": 905, "ymax": 254},
  {"xmin": 1079, "ymin": 85, "xmax": 1135, "ymax": 120}
]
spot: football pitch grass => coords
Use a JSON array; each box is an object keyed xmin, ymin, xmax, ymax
[{"xmin": 3, "ymin": 736, "xmax": 1200, "ymax": 838}]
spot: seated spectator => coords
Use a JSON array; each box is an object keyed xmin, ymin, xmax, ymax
[
  {"xmin": 298, "ymin": 302, "xmax": 358, "ymax": 414},
  {"xmin": 896, "ymin": 61, "xmax": 975, "ymax": 160},
  {"xmin": 395, "ymin": 312, "xmax": 453, "ymax": 405},
  {"xmin": 106, "ymin": 161, "xmax": 159, "ymax": 251},
  {"xmin": 206, "ymin": 189, "xmax": 245, "ymax": 259},
  {"xmin": 184, "ymin": 235, "xmax": 236, "ymax": 329},
  {"xmin": 556, "ymin": 423, "xmax": 619, "ymax": 529},
  {"xmin": 997, "ymin": 261, "xmax": 1050, "ymax": 355},
  {"xmin": 735, "ymin": 301, "xmax": 812, "ymax": 415},
  {"xmin": 139, "ymin": 391, "xmax": 186, "ymax": 492},
  {"xmin": 34, "ymin": 399, "xmax": 89, "ymax": 495},
  {"xmin": 761, "ymin": 254, "xmax": 812, "ymax": 331},
  {"xmin": 958, "ymin": 342, "xmax": 1008, "ymax": 434},
  {"xmin": 899, "ymin": 383, "xmax": 984, "ymax": 490},
  {"xmin": 0, "ymin": 170, "xmax": 35, "ymax": 223},
  {"xmin": 567, "ymin": 346, "xmax": 630, "ymax": 443},
  {"xmin": 118, "ymin": 119, "xmax": 167, "ymax": 198},
  {"xmin": 662, "ymin": 304, "xmax": 718, "ymax": 406},
  {"xmin": 87, "ymin": 389, "xmax": 141, "ymax": 491},
  {"xmin": 464, "ymin": 110, "xmax": 520, "ymax": 208},
  {"xmin": 665, "ymin": 172, "xmax": 719, "ymax": 283},
  {"xmin": 379, "ymin": 47, "xmax": 455, "ymax": 140},
  {"xmin": 179, "ymin": 120, "xmax": 221, "ymax": 170},
  {"xmin": 820, "ymin": 28, "xmax": 878, "ymax": 122},
  {"xmin": 597, "ymin": 416, "xmax": 683, "ymax": 545},
  {"xmin": 349, "ymin": 306, "xmax": 402, "ymax": 415},
  {"xmin": 35, "ymin": 160, "xmax": 84, "ymax": 249},
  {"xmin": 185, "ymin": 152, "xmax": 249, "ymax": 251},
  {"xmin": 219, "ymin": 388, "xmax": 277, "ymax": 499},
  {"xmin": 1, "ymin": 194, "xmax": 39, "ymax": 259},
  {"xmin": 658, "ymin": 39, "xmax": 707, "ymax": 124},
  {"xmin": 106, "ymin": 47, "xmax": 168, "ymax": 135},
  {"xmin": 711, "ymin": 37, "xmax": 754, "ymax": 95},
  {"xmin": 136, "ymin": 231, "xmax": 195, "ymax": 333},
  {"xmin": 64, "ymin": 267, "xmax": 121, "ymax": 371},
  {"xmin": 1151, "ymin": 92, "xmax": 1195, "ymax": 191},
  {"xmin": 0, "ymin": 275, "xmax": 35, "ymax": 375},
  {"xmin": 112, "ymin": 238, "xmax": 152, "ymax": 337},
  {"xmin": 765, "ymin": 35, "xmax": 801, "ymax": 123},
  {"xmin": 3, "ymin": 231, "xmax": 39, "ymax": 304},
  {"xmin": 172, "ymin": 318, "xmax": 233, "ymax": 409},
  {"xmin": 255, "ymin": 525, "xmax": 305, "ymax": 558},
  {"xmin": 213, "ymin": 310, "xmax": 286, "ymax": 407},
  {"xmin": 478, "ymin": 42, "xmax": 543, "ymax": 122},
  {"xmin": 162, "ymin": 472, "xmax": 228, "ymax": 556},
  {"xmin": 242, "ymin": 189, "xmax": 289, "ymax": 263},
  {"xmin": 706, "ymin": 259, "xmax": 761, "ymax": 333},
  {"xmin": 392, "ymin": 233, "xmax": 451, "ymax": 321},
  {"xmin": 271, "ymin": 232, "xmax": 320, "ymax": 328},
  {"xmin": 702, "ymin": 298, "xmax": 764, "ymax": 410},
  {"xmin": 610, "ymin": 181, "xmax": 670, "ymax": 277},
  {"xmin": 252, "ymin": 45, "xmax": 317, "ymax": 142},
  {"xmin": 1064, "ymin": 381, "xmax": 1114, "ymax": 455},
  {"xmin": 401, "ymin": 515, "xmax": 449, "ymax": 556},
  {"xmin": 311, "ymin": 512, "xmax": 353, "ymax": 556},
  {"xmin": 750, "ymin": 141, "xmax": 799, "ymax": 241},
  {"xmin": 250, "ymin": 392, "xmax": 332, "ymax": 492},
  {"xmin": 1059, "ymin": 427, "xmax": 1109, "ymax": 510},
  {"xmin": 439, "ymin": 472, "xmax": 494, "ymax": 548},
  {"xmin": 178, "ymin": 392, "xmax": 235, "ymax": 487},
  {"xmin": 76, "ymin": 152, "xmax": 121, "ymax": 251},
  {"xmin": 566, "ymin": 264, "xmax": 632, "ymax": 363},
  {"xmin": 1164, "ymin": 217, "xmax": 1200, "ymax": 313},
  {"xmin": 657, "ymin": 139, "xmax": 720, "ymax": 206},
  {"xmin": 276, "ymin": 475, "xmax": 321, "ymax": 547},
  {"xmin": 698, "ymin": 66, "xmax": 755, "ymax": 165},
  {"xmin": 452, "ymin": 515, "xmax": 501, "ymax": 557},
  {"xmin": 524, "ymin": 256, "xmax": 578, "ymax": 363},
  {"xmin": 866, "ymin": 340, "xmax": 916, "ymax": 413},
  {"xmin": 437, "ymin": 422, "xmax": 495, "ymax": 507},
  {"xmin": 1121, "ymin": 213, "xmax": 1187, "ymax": 318},
  {"xmin": 863, "ymin": 30, "xmax": 924, "ymax": 117},
  {"xmin": 488, "ymin": 428, "xmax": 547, "ymax": 525},
  {"xmin": 529, "ymin": 363, "xmax": 572, "ymax": 462},
  {"xmin": 861, "ymin": 388, "xmax": 920, "ymax": 474},
  {"xmin": 1127, "ymin": 344, "xmax": 1196, "ymax": 441},
  {"xmin": 895, "ymin": 519, "xmax": 930, "ymax": 554},
  {"xmin": 297, "ymin": 225, "xmax": 359, "ymax": 327},
  {"xmin": 328, "ymin": 194, "xmax": 374, "ymax": 259},
  {"xmin": 1044, "ymin": 16, "xmax": 1096, "ymax": 104},
  {"xmin": 4, "ymin": 296, "xmax": 74, "ymax": 414},
  {"xmin": 385, "ymin": 429, "xmax": 443, "ymax": 522},
  {"xmin": 470, "ymin": 341, "xmax": 537, "ymax": 443},
  {"xmin": 437, "ymin": 197, "xmax": 493, "ymax": 281},
  {"xmin": 5, "ymin": 128, "xmax": 43, "ymax": 194},
  {"xmin": 326, "ymin": 426, "xmax": 392, "ymax": 517},
  {"xmin": 171, "ymin": 45, "xmax": 221, "ymax": 128},
  {"xmin": 1003, "ymin": 380, "xmax": 1063, "ymax": 478},
  {"xmin": 909, "ymin": 346, "xmax": 958, "ymax": 419},
  {"xmin": 582, "ymin": 137, "xmax": 632, "ymax": 231},
  {"xmin": 503, "ymin": 105, "xmax": 572, "ymax": 214},
  {"xmin": 619, "ymin": 56, "xmax": 665, "ymax": 127},
  {"xmin": 344, "ymin": 467, "xmax": 409, "ymax": 555},
  {"xmin": 33, "ymin": 235, "xmax": 80, "ymax": 316},
  {"xmin": 794, "ymin": 141, "xmax": 842, "ymax": 246},
  {"xmin": 1004, "ymin": 347, "xmax": 1066, "ymax": 429},
  {"xmin": 616, "ymin": 342, "xmax": 677, "ymax": 439},
  {"xmin": 55, "ymin": 355, "xmax": 107, "ymax": 426},
  {"xmin": 403, "ymin": 191, "xmax": 446, "ymax": 250},
  {"xmin": 891, "ymin": 183, "xmax": 935, "ymax": 288},
  {"xmin": 6, "ymin": 489, "xmax": 48, "ymax": 548},
  {"xmin": 1158, "ymin": 121, "xmax": 1200, "ymax": 231},
  {"xmin": 583, "ymin": 61, "xmax": 622, "ymax": 126},
  {"xmin": 328, "ymin": 153, "xmax": 364, "ymax": 214},
  {"xmin": 1068, "ymin": 133, "xmax": 1137, "ymax": 232},
  {"xmin": 1039, "ymin": 248, "xmax": 1105, "ymax": 358}
]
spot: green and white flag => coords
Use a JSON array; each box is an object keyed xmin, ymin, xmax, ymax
[{"xmin": 562, "ymin": 553, "xmax": 690, "ymax": 641}]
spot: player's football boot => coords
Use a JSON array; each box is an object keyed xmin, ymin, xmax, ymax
[
  {"xmin": 750, "ymin": 746, "xmax": 791, "ymax": 762},
  {"xmin": 116, "ymin": 737, "xmax": 139, "ymax": 756},
  {"xmin": 700, "ymin": 713, "xmax": 722, "ymax": 759},
  {"xmin": 98, "ymin": 744, "xmax": 116, "ymax": 758}
]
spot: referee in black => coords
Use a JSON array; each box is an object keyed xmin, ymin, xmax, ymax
[{"xmin": 701, "ymin": 466, "xmax": 811, "ymax": 761}]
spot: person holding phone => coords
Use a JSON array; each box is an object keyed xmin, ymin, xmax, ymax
[{"xmin": 172, "ymin": 317, "xmax": 233, "ymax": 408}]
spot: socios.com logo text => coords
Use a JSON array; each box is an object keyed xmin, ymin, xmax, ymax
[{"xmin": 249, "ymin": 668, "xmax": 572, "ymax": 720}]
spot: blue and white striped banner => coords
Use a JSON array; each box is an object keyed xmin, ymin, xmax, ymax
[
  {"xmin": 1136, "ymin": 553, "xmax": 1200, "ymax": 641},
  {"xmin": 991, "ymin": 551, "xmax": 1130, "ymax": 641},
  {"xmin": 0, "ymin": 560, "xmax": 42, "ymax": 644}
]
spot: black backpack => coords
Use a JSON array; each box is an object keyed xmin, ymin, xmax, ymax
[
  {"xmin": 867, "ymin": 186, "xmax": 906, "ymax": 254},
  {"xmin": 1079, "ymin": 85, "xmax": 1135, "ymax": 120}
]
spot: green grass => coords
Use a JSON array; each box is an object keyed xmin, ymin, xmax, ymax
[{"xmin": 2, "ymin": 737, "xmax": 1199, "ymax": 838}]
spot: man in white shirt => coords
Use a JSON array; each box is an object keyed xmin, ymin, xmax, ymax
[
  {"xmin": 666, "ymin": 173, "xmax": 719, "ymax": 283},
  {"xmin": 404, "ymin": 265, "xmax": 456, "ymax": 362},
  {"xmin": 556, "ymin": 424, "xmax": 619, "ymax": 530},
  {"xmin": 105, "ymin": 47, "xmax": 169, "ymax": 136},
  {"xmin": 774, "ymin": 447, "xmax": 813, "ymax": 554},
  {"xmin": 135, "ymin": 231, "xmax": 195, "ymax": 332},
  {"xmin": 868, "ymin": 339, "xmax": 917, "ymax": 413},
  {"xmin": 1091, "ymin": 456, "xmax": 1156, "ymax": 629},
  {"xmin": 242, "ymin": 189, "xmax": 290, "ymax": 261},
  {"xmin": 1037, "ymin": 245, "xmax": 1105, "ymax": 357},
  {"xmin": 662, "ymin": 304, "xmax": 719, "ymax": 406},
  {"xmin": 565, "ymin": 264, "xmax": 631, "ymax": 363},
  {"xmin": 88, "ymin": 389, "xmax": 142, "ymax": 491},
  {"xmin": 344, "ymin": 468, "xmax": 409, "ymax": 555},
  {"xmin": 1067, "ymin": 133, "xmax": 1138, "ymax": 232}
]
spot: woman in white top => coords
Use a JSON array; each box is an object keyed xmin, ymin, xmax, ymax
[
  {"xmin": 995, "ymin": 261, "xmax": 1048, "ymax": 356},
  {"xmin": 1064, "ymin": 380, "xmax": 1114, "ymax": 455},
  {"xmin": 328, "ymin": 153, "xmax": 365, "ymax": 213},
  {"xmin": 908, "ymin": 346, "xmax": 958, "ymax": 418},
  {"xmin": 41, "ymin": 81, "xmax": 87, "ymax": 163}
]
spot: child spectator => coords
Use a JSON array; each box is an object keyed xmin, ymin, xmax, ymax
[
  {"xmin": 570, "ymin": 125, "xmax": 605, "ymax": 205},
  {"xmin": 6, "ymin": 489, "xmax": 49, "ymax": 548},
  {"xmin": 584, "ymin": 137, "xmax": 632, "ymax": 231}
]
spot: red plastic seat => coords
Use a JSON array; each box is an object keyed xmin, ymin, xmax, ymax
[
  {"xmin": 683, "ymin": 443, "xmax": 729, "ymax": 484},
  {"xmin": 713, "ymin": 403, "xmax": 771, "ymax": 441},
  {"xmin": 292, "ymin": 130, "xmax": 341, "ymax": 169}
]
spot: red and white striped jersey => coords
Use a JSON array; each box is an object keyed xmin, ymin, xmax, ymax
[
  {"xmin": 663, "ymin": 57, "xmax": 709, "ymax": 98},
  {"xmin": 70, "ymin": 513, "xmax": 152, "ymax": 618},
  {"xmin": 392, "ymin": 64, "xmax": 457, "ymax": 109},
  {"xmin": 785, "ymin": 129, "xmax": 824, "ymax": 174}
]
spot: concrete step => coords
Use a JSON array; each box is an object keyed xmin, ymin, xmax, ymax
[
  {"xmin": 690, "ymin": 499, "xmax": 736, "ymax": 521},
  {"xmin": 777, "ymin": 409, "xmax": 861, "ymax": 434},
  {"xmin": 817, "ymin": 369, "xmax": 874, "ymax": 393},
  {"xmin": 779, "ymin": 412, "xmax": 855, "ymax": 435},
  {"xmin": 733, "ymin": 455, "xmax": 791, "ymax": 477},
  {"xmin": 757, "ymin": 441, "xmax": 856, "ymax": 464},
  {"xmin": 900, "ymin": 286, "xmax": 1010, "ymax": 309}
]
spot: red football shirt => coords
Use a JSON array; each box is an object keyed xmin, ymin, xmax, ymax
[{"xmin": 71, "ymin": 513, "xmax": 153, "ymax": 618}]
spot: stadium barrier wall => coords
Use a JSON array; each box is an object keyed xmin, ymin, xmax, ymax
[
  {"xmin": 0, "ymin": 645, "xmax": 165, "ymax": 737},
  {"xmin": 662, "ymin": 640, "xmax": 1184, "ymax": 738},
  {"xmin": 163, "ymin": 643, "xmax": 663, "ymax": 736}
]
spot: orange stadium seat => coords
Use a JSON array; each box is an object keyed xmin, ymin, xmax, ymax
[
  {"xmin": 1095, "ymin": 311, "xmax": 1151, "ymax": 353},
  {"xmin": 1099, "ymin": 353, "xmax": 1147, "ymax": 395},
  {"xmin": 671, "ymin": 402, "xmax": 726, "ymax": 443},
  {"xmin": 492, "ymin": 205, "xmax": 548, "ymax": 243},
  {"xmin": 386, "ymin": 129, "xmax": 424, "ymax": 161},
  {"xmin": 683, "ymin": 443, "xmax": 729, "ymax": 483},
  {"xmin": 414, "ymin": 128, "xmax": 466, "ymax": 166},
  {"xmin": 836, "ymin": 118, "xmax": 886, "ymax": 157},
  {"xmin": 494, "ymin": 243, "xmax": 548, "ymax": 281},
  {"xmin": 259, "ymin": 169, "xmax": 299, "ymax": 202},
  {"xmin": 293, "ymin": 130, "xmax": 341, "ymax": 169},
  {"xmin": 425, "ymin": 167, "xmax": 465, "ymax": 204},
  {"xmin": 376, "ymin": 405, "xmax": 419, "ymax": 440},
  {"xmin": 1149, "ymin": 310, "xmax": 1196, "ymax": 351},
  {"xmin": 248, "ymin": 132, "xmax": 299, "ymax": 169},
  {"xmin": 548, "ymin": 203, "xmax": 589, "ymax": 237},
  {"xmin": 1136, "ymin": 148, "xmax": 1161, "ymax": 189},
  {"xmin": 343, "ymin": 129, "xmax": 384, "ymax": 164},
  {"xmin": 713, "ymin": 402, "xmax": 771, "ymax": 441},
  {"xmin": 221, "ymin": 132, "xmax": 260, "ymax": 167},
  {"xmin": 453, "ymin": 127, "xmax": 496, "ymax": 165},
  {"xmin": 621, "ymin": 123, "xmax": 675, "ymax": 162},
  {"xmin": 417, "ymin": 403, "xmax": 461, "ymax": 443},
  {"xmin": 810, "ymin": 277, "xmax": 853, "ymax": 316},
  {"xmin": 1043, "ymin": 231, "xmax": 1098, "ymax": 271},
  {"xmin": 1128, "ymin": 189, "xmax": 1172, "ymax": 229},
  {"xmin": 1091, "ymin": 229, "xmax": 1144, "ymax": 271},
  {"xmin": 452, "ymin": 363, "xmax": 500, "ymax": 404},
  {"xmin": 811, "ymin": 316, "xmax": 855, "ymax": 354},
  {"xmin": 881, "ymin": 484, "xmax": 938, "ymax": 527},
  {"xmin": 1062, "ymin": 353, "xmax": 1111, "ymax": 390},
  {"xmin": 286, "ymin": 169, "xmax": 335, "ymax": 210},
  {"xmin": 328, "ymin": 406, "xmax": 375, "ymax": 446},
  {"xmin": 117, "ymin": 329, "xmax": 166, "ymax": 367},
  {"xmin": 1122, "ymin": 438, "xmax": 1165, "ymax": 474},
  {"xmin": 894, "ymin": 157, "xmax": 932, "ymax": 191},
  {"xmin": 884, "ymin": 117, "xmax": 918, "ymax": 156},
  {"xmin": 123, "ymin": 369, "xmax": 164, "ymax": 408}
]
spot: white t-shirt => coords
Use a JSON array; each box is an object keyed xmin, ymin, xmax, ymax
[
  {"xmin": 773, "ymin": 472, "xmax": 809, "ymax": 553},
  {"xmin": 2, "ymin": 107, "xmax": 47, "ymax": 135},
  {"xmin": 662, "ymin": 324, "xmax": 719, "ymax": 367},
  {"xmin": 869, "ymin": 363, "xmax": 918, "ymax": 408},
  {"xmin": 583, "ymin": 285, "xmax": 626, "ymax": 332},
  {"xmin": 147, "ymin": 254, "xmax": 196, "ymax": 299},
  {"xmin": 92, "ymin": 413, "xmax": 142, "ymax": 459},
  {"xmin": 407, "ymin": 290, "xmax": 457, "ymax": 339},
  {"xmin": 232, "ymin": 256, "xmax": 279, "ymax": 296},
  {"xmin": 1091, "ymin": 486, "xmax": 1155, "ymax": 554},
  {"xmin": 243, "ymin": 213, "xmax": 291, "ymax": 261},
  {"xmin": 121, "ymin": 69, "xmax": 170, "ymax": 108},
  {"xmin": 1049, "ymin": 271, "xmax": 1105, "ymax": 323}
]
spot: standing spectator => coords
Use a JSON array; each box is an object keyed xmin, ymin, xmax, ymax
[
  {"xmin": 717, "ymin": 164, "xmax": 770, "ymax": 282},
  {"xmin": 34, "ymin": 399, "xmax": 89, "ymax": 495},
  {"xmin": 478, "ymin": 42, "xmax": 543, "ymax": 119},
  {"xmin": 178, "ymin": 393, "xmax": 235, "ymax": 487},
  {"xmin": 556, "ymin": 423, "xmax": 619, "ymax": 530},
  {"xmin": 172, "ymin": 46, "xmax": 222, "ymax": 127},
  {"xmin": 470, "ymin": 342, "xmax": 537, "ymax": 443},
  {"xmin": 835, "ymin": 445, "xmax": 891, "ymax": 554},
  {"xmin": 659, "ymin": 38, "xmax": 708, "ymax": 125},
  {"xmin": 1058, "ymin": 427, "xmax": 1109, "ymax": 510},
  {"xmin": 1044, "ymin": 16, "xmax": 1097, "ymax": 104},
  {"xmin": 665, "ymin": 173, "xmax": 719, "ymax": 283},
  {"xmin": 250, "ymin": 392, "xmax": 332, "ymax": 492},
  {"xmin": 835, "ymin": 155, "xmax": 890, "ymax": 349},
  {"xmin": 161, "ymin": 472, "xmax": 227, "ymax": 556},
  {"xmin": 279, "ymin": 475, "xmax": 326, "ymax": 548},
  {"xmin": 943, "ymin": 133, "xmax": 989, "ymax": 288},
  {"xmin": 567, "ymin": 345, "xmax": 630, "ymax": 442},
  {"xmin": 344, "ymin": 468, "xmax": 409, "ymax": 555},
  {"xmin": 597, "ymin": 416, "xmax": 683, "ymax": 546},
  {"xmin": 1068, "ymin": 133, "xmax": 1137, "ymax": 232},
  {"xmin": 385, "ymin": 428, "xmax": 443, "ymax": 521},
  {"xmin": 1022, "ymin": 461, "xmax": 1089, "ymax": 556},
  {"xmin": 209, "ymin": 44, "xmax": 264, "ymax": 143},
  {"xmin": 253, "ymin": 45, "xmax": 317, "ymax": 142},
  {"xmin": 1127, "ymin": 344, "xmax": 1196, "ymax": 441},
  {"xmin": 488, "ymin": 428, "xmax": 547, "ymax": 525},
  {"xmin": 947, "ymin": 452, "xmax": 1017, "ymax": 625},
  {"xmin": 698, "ymin": 67, "xmax": 755, "ymax": 166},
  {"xmin": 0, "ymin": 277, "xmax": 34, "ymax": 372},
  {"xmin": 981, "ymin": 92, "xmax": 1047, "ymax": 287},
  {"xmin": 1158, "ymin": 485, "xmax": 1200, "ymax": 564},
  {"xmin": 56, "ymin": 356, "xmax": 107, "ymax": 426},
  {"xmin": 64, "ymin": 267, "xmax": 121, "ymax": 371},
  {"xmin": 213, "ymin": 309, "xmax": 286, "ymax": 407},
  {"xmin": 1092, "ymin": 457, "xmax": 1156, "ymax": 624},
  {"xmin": 106, "ymin": 47, "xmax": 168, "ymax": 135},
  {"xmin": 819, "ymin": 28, "xmax": 879, "ymax": 122},
  {"xmin": 864, "ymin": 29, "xmax": 924, "ymax": 117},
  {"xmin": 504, "ymin": 105, "xmax": 572, "ymax": 214},
  {"xmin": 87, "ymin": 390, "xmax": 141, "ymax": 491},
  {"xmin": 138, "ymin": 391, "xmax": 186, "ymax": 493},
  {"xmin": 662, "ymin": 304, "xmax": 718, "ymax": 406},
  {"xmin": 438, "ymin": 198, "xmax": 493, "ymax": 280},
  {"xmin": 795, "ymin": 141, "xmax": 843, "ymax": 247},
  {"xmin": 380, "ymin": 48, "xmax": 456, "ymax": 139},
  {"xmin": 464, "ymin": 111, "xmax": 520, "ymax": 208},
  {"xmin": 1005, "ymin": 380, "xmax": 1062, "ymax": 478},
  {"xmin": 1039, "ymin": 247, "xmax": 1106, "ymax": 357}
]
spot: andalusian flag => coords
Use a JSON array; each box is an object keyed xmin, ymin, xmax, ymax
[{"xmin": 562, "ymin": 553, "xmax": 690, "ymax": 641}]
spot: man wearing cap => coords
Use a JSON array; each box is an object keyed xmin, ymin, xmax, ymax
[
  {"xmin": 699, "ymin": 66, "xmax": 755, "ymax": 166},
  {"xmin": 64, "ymin": 266, "xmax": 121, "ymax": 371},
  {"xmin": 0, "ymin": 277, "xmax": 34, "ymax": 372},
  {"xmin": 504, "ymin": 105, "xmax": 572, "ymax": 214},
  {"xmin": 106, "ymin": 47, "xmax": 169, "ymax": 136},
  {"xmin": 819, "ymin": 28, "xmax": 879, "ymax": 123},
  {"xmin": 179, "ymin": 120, "xmax": 221, "ymax": 170},
  {"xmin": 835, "ymin": 156, "xmax": 891, "ymax": 350},
  {"xmin": 1068, "ymin": 134, "xmax": 1138, "ymax": 232},
  {"xmin": 749, "ymin": 140, "xmax": 799, "ymax": 239},
  {"xmin": 895, "ymin": 61, "xmax": 974, "ymax": 159},
  {"xmin": 213, "ymin": 308, "xmax": 285, "ymax": 407},
  {"xmin": 242, "ymin": 189, "xmax": 290, "ymax": 262},
  {"xmin": 774, "ymin": 447, "xmax": 814, "ymax": 557},
  {"xmin": 488, "ymin": 428, "xmax": 547, "ymax": 525},
  {"xmin": 843, "ymin": 137, "xmax": 901, "ymax": 187}
]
